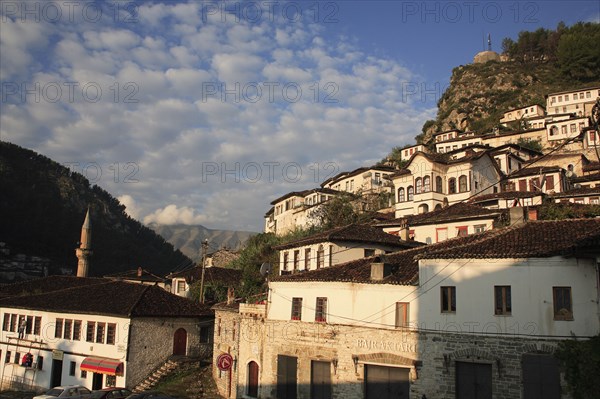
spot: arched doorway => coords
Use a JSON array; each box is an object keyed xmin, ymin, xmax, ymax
[
  {"xmin": 173, "ymin": 328, "xmax": 187, "ymax": 356},
  {"xmin": 247, "ymin": 361, "xmax": 259, "ymax": 398}
]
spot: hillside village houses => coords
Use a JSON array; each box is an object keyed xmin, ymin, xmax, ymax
[
  {"xmin": 214, "ymin": 218, "xmax": 600, "ymax": 399},
  {"xmin": 263, "ymin": 86, "xmax": 600, "ymax": 236},
  {"xmin": 0, "ymin": 210, "xmax": 214, "ymax": 392}
]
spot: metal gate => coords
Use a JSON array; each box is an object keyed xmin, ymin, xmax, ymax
[
  {"xmin": 522, "ymin": 354, "xmax": 560, "ymax": 399},
  {"xmin": 311, "ymin": 361, "xmax": 332, "ymax": 399},
  {"xmin": 455, "ymin": 362, "xmax": 492, "ymax": 399},
  {"xmin": 365, "ymin": 365, "xmax": 410, "ymax": 399},
  {"xmin": 276, "ymin": 355, "xmax": 297, "ymax": 399}
]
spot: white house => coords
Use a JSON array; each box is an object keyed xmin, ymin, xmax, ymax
[
  {"xmin": 551, "ymin": 187, "xmax": 600, "ymax": 205},
  {"xmin": 320, "ymin": 166, "xmax": 396, "ymax": 195},
  {"xmin": 216, "ymin": 218, "xmax": 600, "ymax": 399},
  {"xmin": 0, "ymin": 277, "xmax": 213, "ymax": 392},
  {"xmin": 272, "ymin": 224, "xmax": 422, "ymax": 274},
  {"xmin": 499, "ymin": 104, "xmax": 545, "ymax": 126},
  {"xmin": 378, "ymin": 202, "xmax": 504, "ymax": 243},
  {"xmin": 546, "ymin": 87, "xmax": 600, "ymax": 116},
  {"xmin": 392, "ymin": 151, "xmax": 502, "ymax": 217}
]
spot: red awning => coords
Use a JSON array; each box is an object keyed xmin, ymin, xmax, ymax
[{"xmin": 80, "ymin": 357, "xmax": 124, "ymax": 376}]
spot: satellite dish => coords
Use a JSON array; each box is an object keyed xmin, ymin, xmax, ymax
[
  {"xmin": 565, "ymin": 170, "xmax": 574, "ymax": 178},
  {"xmin": 260, "ymin": 263, "xmax": 272, "ymax": 276}
]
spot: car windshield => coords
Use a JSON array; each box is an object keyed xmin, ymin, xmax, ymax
[{"xmin": 46, "ymin": 389, "xmax": 64, "ymax": 397}]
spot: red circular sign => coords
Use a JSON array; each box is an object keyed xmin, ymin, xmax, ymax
[{"xmin": 217, "ymin": 353, "xmax": 234, "ymax": 371}]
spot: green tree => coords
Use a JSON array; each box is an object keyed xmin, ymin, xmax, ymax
[
  {"xmin": 558, "ymin": 22, "xmax": 600, "ymax": 81},
  {"xmin": 555, "ymin": 335, "xmax": 600, "ymax": 399},
  {"xmin": 515, "ymin": 137, "xmax": 543, "ymax": 152}
]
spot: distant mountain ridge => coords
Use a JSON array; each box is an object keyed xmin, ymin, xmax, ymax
[
  {"xmin": 0, "ymin": 140, "xmax": 192, "ymax": 281},
  {"xmin": 148, "ymin": 223, "xmax": 256, "ymax": 262}
]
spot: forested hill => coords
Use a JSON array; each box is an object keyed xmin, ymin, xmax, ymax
[
  {"xmin": 0, "ymin": 140, "xmax": 192, "ymax": 279},
  {"xmin": 419, "ymin": 22, "xmax": 600, "ymax": 142}
]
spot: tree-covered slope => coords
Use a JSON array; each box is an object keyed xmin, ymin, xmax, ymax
[{"xmin": 0, "ymin": 140, "xmax": 192, "ymax": 278}]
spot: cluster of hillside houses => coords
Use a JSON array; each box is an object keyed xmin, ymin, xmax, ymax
[{"xmin": 1, "ymin": 86, "xmax": 599, "ymax": 399}]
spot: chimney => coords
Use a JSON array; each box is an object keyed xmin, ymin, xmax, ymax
[
  {"xmin": 509, "ymin": 206, "xmax": 526, "ymax": 226},
  {"xmin": 137, "ymin": 267, "xmax": 143, "ymax": 277},
  {"xmin": 227, "ymin": 287, "xmax": 235, "ymax": 305},
  {"xmin": 399, "ymin": 221, "xmax": 410, "ymax": 241},
  {"xmin": 370, "ymin": 257, "xmax": 394, "ymax": 281}
]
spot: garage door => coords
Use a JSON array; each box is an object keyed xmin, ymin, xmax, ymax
[
  {"xmin": 365, "ymin": 365, "xmax": 409, "ymax": 399},
  {"xmin": 456, "ymin": 362, "xmax": 492, "ymax": 399},
  {"xmin": 522, "ymin": 354, "xmax": 560, "ymax": 399},
  {"xmin": 276, "ymin": 355, "xmax": 297, "ymax": 399}
]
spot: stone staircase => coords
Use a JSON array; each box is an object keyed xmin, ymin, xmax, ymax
[{"xmin": 133, "ymin": 356, "xmax": 198, "ymax": 393}]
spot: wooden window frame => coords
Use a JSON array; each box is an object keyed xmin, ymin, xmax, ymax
[
  {"xmin": 54, "ymin": 318, "xmax": 63, "ymax": 339},
  {"xmin": 315, "ymin": 297, "xmax": 327, "ymax": 323},
  {"xmin": 395, "ymin": 302, "xmax": 409, "ymax": 328},
  {"xmin": 494, "ymin": 286, "xmax": 512, "ymax": 315},
  {"xmin": 96, "ymin": 322, "xmax": 106, "ymax": 344},
  {"xmin": 106, "ymin": 323, "xmax": 116, "ymax": 345},
  {"xmin": 440, "ymin": 286, "xmax": 456, "ymax": 313},
  {"xmin": 86, "ymin": 322, "xmax": 95, "ymax": 342},
  {"xmin": 553, "ymin": 287, "xmax": 573, "ymax": 320},
  {"xmin": 73, "ymin": 320, "xmax": 81, "ymax": 341},
  {"xmin": 291, "ymin": 298, "xmax": 302, "ymax": 321}
]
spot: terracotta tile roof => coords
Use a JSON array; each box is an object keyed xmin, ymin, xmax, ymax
[
  {"xmin": 572, "ymin": 172, "xmax": 600, "ymax": 183},
  {"xmin": 469, "ymin": 191, "xmax": 545, "ymax": 203},
  {"xmin": 419, "ymin": 218, "xmax": 600, "ymax": 259},
  {"xmin": 551, "ymin": 187, "xmax": 600, "ymax": 197},
  {"xmin": 320, "ymin": 165, "xmax": 397, "ymax": 187},
  {"xmin": 168, "ymin": 266, "xmax": 242, "ymax": 286},
  {"xmin": 0, "ymin": 276, "xmax": 106, "ymax": 299},
  {"xmin": 272, "ymin": 218, "xmax": 600, "ymax": 284},
  {"xmin": 272, "ymin": 224, "xmax": 423, "ymax": 250},
  {"xmin": 376, "ymin": 203, "xmax": 501, "ymax": 227},
  {"xmin": 508, "ymin": 166, "xmax": 562, "ymax": 178},
  {"xmin": 272, "ymin": 232, "xmax": 491, "ymax": 285},
  {"xmin": 584, "ymin": 162, "xmax": 600, "ymax": 172},
  {"xmin": 270, "ymin": 187, "xmax": 339, "ymax": 205},
  {"xmin": 104, "ymin": 268, "xmax": 167, "ymax": 283},
  {"xmin": 0, "ymin": 278, "xmax": 212, "ymax": 317}
]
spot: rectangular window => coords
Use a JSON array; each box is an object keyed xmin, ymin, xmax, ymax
[
  {"xmin": 54, "ymin": 318, "xmax": 63, "ymax": 339},
  {"xmin": 283, "ymin": 252, "xmax": 289, "ymax": 271},
  {"xmin": 10, "ymin": 314, "xmax": 16, "ymax": 332},
  {"xmin": 81, "ymin": 370, "xmax": 87, "ymax": 379},
  {"xmin": 106, "ymin": 375, "xmax": 116, "ymax": 387},
  {"xmin": 5, "ymin": 351, "xmax": 10, "ymax": 363},
  {"xmin": 329, "ymin": 245, "xmax": 333, "ymax": 267},
  {"xmin": 436, "ymin": 228, "xmax": 448, "ymax": 243},
  {"xmin": 177, "ymin": 280, "xmax": 186, "ymax": 293},
  {"xmin": 69, "ymin": 361, "xmax": 76, "ymax": 376},
  {"xmin": 26, "ymin": 316, "xmax": 33, "ymax": 334},
  {"xmin": 2, "ymin": 314, "xmax": 9, "ymax": 331},
  {"xmin": 200, "ymin": 326, "xmax": 210, "ymax": 343},
  {"xmin": 518, "ymin": 179, "xmax": 527, "ymax": 191},
  {"xmin": 304, "ymin": 248, "xmax": 311, "ymax": 270},
  {"xmin": 494, "ymin": 286, "xmax": 512, "ymax": 315},
  {"xmin": 364, "ymin": 249, "xmax": 375, "ymax": 257},
  {"xmin": 106, "ymin": 323, "xmax": 116, "ymax": 345},
  {"xmin": 291, "ymin": 298, "xmax": 302, "ymax": 320},
  {"xmin": 315, "ymin": 297, "xmax": 327, "ymax": 323},
  {"xmin": 456, "ymin": 226, "xmax": 468, "ymax": 237},
  {"xmin": 14, "ymin": 352, "xmax": 20, "ymax": 364},
  {"xmin": 37, "ymin": 356, "xmax": 43, "ymax": 370},
  {"xmin": 441, "ymin": 286, "xmax": 456, "ymax": 312},
  {"xmin": 293, "ymin": 250, "xmax": 299, "ymax": 271},
  {"xmin": 395, "ymin": 302, "xmax": 409, "ymax": 328},
  {"xmin": 96, "ymin": 322, "xmax": 105, "ymax": 344},
  {"xmin": 570, "ymin": 124, "xmax": 576, "ymax": 133},
  {"xmin": 33, "ymin": 316, "xmax": 41, "ymax": 336},
  {"xmin": 73, "ymin": 320, "xmax": 81, "ymax": 341},
  {"xmin": 474, "ymin": 224, "xmax": 486, "ymax": 234},
  {"xmin": 64, "ymin": 319, "xmax": 72, "ymax": 340},
  {"xmin": 86, "ymin": 322, "xmax": 95, "ymax": 342},
  {"xmin": 545, "ymin": 176, "xmax": 555, "ymax": 190},
  {"xmin": 553, "ymin": 287, "xmax": 573, "ymax": 320},
  {"xmin": 564, "ymin": 94, "xmax": 569, "ymax": 101}
]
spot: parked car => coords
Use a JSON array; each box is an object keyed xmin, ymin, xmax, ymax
[
  {"xmin": 91, "ymin": 388, "xmax": 132, "ymax": 399},
  {"xmin": 125, "ymin": 391, "xmax": 175, "ymax": 399},
  {"xmin": 33, "ymin": 386, "xmax": 92, "ymax": 399}
]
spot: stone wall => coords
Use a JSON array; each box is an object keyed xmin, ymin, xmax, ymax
[
  {"xmin": 212, "ymin": 307, "xmax": 241, "ymax": 398},
  {"xmin": 234, "ymin": 317, "xmax": 572, "ymax": 399},
  {"xmin": 127, "ymin": 317, "xmax": 212, "ymax": 388}
]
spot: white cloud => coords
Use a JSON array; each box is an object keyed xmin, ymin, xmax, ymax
[
  {"xmin": 1, "ymin": 0, "xmax": 436, "ymax": 231},
  {"xmin": 143, "ymin": 204, "xmax": 208, "ymax": 225}
]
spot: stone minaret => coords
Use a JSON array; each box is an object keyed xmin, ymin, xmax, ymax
[{"xmin": 76, "ymin": 207, "xmax": 93, "ymax": 277}]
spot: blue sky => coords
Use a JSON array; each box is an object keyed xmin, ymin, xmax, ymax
[{"xmin": 1, "ymin": 1, "xmax": 599, "ymax": 232}]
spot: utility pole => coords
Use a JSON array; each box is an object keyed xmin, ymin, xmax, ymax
[{"xmin": 199, "ymin": 239, "xmax": 209, "ymax": 304}]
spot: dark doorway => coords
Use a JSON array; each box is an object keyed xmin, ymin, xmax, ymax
[
  {"xmin": 92, "ymin": 373, "xmax": 103, "ymax": 390},
  {"xmin": 311, "ymin": 360, "xmax": 332, "ymax": 399},
  {"xmin": 522, "ymin": 354, "xmax": 560, "ymax": 399},
  {"xmin": 173, "ymin": 328, "xmax": 187, "ymax": 356},
  {"xmin": 365, "ymin": 364, "xmax": 410, "ymax": 398},
  {"xmin": 455, "ymin": 362, "xmax": 492, "ymax": 399},
  {"xmin": 247, "ymin": 361, "xmax": 259, "ymax": 398},
  {"xmin": 50, "ymin": 359, "xmax": 63, "ymax": 387},
  {"xmin": 276, "ymin": 355, "xmax": 297, "ymax": 399}
]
